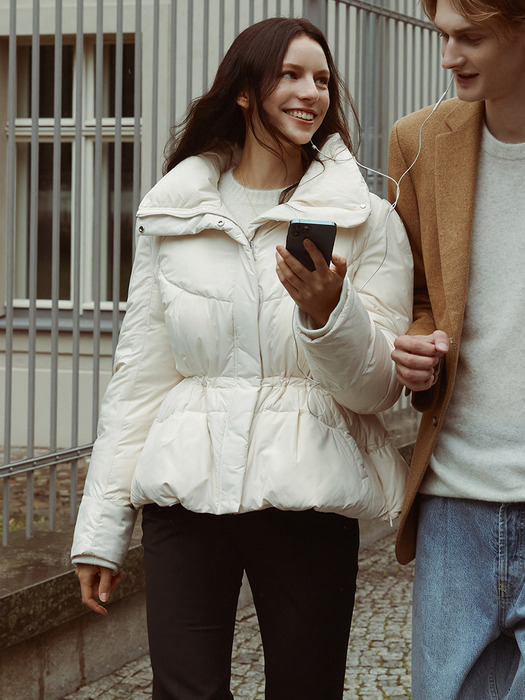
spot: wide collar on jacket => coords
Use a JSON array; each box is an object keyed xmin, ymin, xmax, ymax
[
  {"xmin": 433, "ymin": 98, "xmax": 484, "ymax": 333},
  {"xmin": 136, "ymin": 134, "xmax": 373, "ymax": 242}
]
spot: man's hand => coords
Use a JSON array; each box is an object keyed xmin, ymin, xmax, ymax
[
  {"xmin": 76, "ymin": 564, "xmax": 123, "ymax": 616},
  {"xmin": 276, "ymin": 239, "xmax": 347, "ymax": 328},
  {"xmin": 391, "ymin": 330, "xmax": 450, "ymax": 392}
]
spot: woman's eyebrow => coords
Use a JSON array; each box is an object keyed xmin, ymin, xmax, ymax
[{"xmin": 282, "ymin": 61, "xmax": 330, "ymax": 75}]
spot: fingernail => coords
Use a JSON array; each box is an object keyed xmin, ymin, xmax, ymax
[{"xmin": 100, "ymin": 592, "xmax": 108, "ymax": 602}]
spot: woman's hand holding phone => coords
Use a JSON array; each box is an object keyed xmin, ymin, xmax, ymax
[{"xmin": 276, "ymin": 239, "xmax": 347, "ymax": 328}]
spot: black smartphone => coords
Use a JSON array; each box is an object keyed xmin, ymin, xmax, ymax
[{"xmin": 285, "ymin": 219, "xmax": 337, "ymax": 272}]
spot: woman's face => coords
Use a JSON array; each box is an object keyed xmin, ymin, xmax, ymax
[{"xmin": 260, "ymin": 35, "xmax": 331, "ymax": 147}]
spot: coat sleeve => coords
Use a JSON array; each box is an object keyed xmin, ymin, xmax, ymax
[
  {"xmin": 71, "ymin": 230, "xmax": 183, "ymax": 571},
  {"xmin": 388, "ymin": 120, "xmax": 440, "ymax": 412},
  {"xmin": 294, "ymin": 196, "xmax": 413, "ymax": 414}
]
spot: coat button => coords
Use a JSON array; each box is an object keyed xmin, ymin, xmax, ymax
[
  {"xmin": 360, "ymin": 203, "xmax": 367, "ymax": 209},
  {"xmin": 138, "ymin": 225, "xmax": 144, "ymax": 233},
  {"xmin": 433, "ymin": 416, "xmax": 438, "ymax": 427},
  {"xmin": 217, "ymin": 219, "xmax": 224, "ymax": 227}
]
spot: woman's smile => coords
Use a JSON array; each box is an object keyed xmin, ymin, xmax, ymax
[{"xmin": 284, "ymin": 108, "xmax": 317, "ymax": 122}]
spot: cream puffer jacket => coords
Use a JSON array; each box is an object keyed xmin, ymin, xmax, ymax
[{"xmin": 72, "ymin": 135, "xmax": 413, "ymax": 572}]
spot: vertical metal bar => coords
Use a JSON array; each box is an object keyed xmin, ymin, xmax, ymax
[
  {"xmin": 49, "ymin": 0, "xmax": 64, "ymax": 531},
  {"xmin": 429, "ymin": 32, "xmax": 440, "ymax": 99},
  {"xmin": 333, "ymin": 1, "xmax": 341, "ymax": 67},
  {"xmin": 392, "ymin": 18, "xmax": 398, "ymax": 122},
  {"xmin": 26, "ymin": 0, "xmax": 41, "ymax": 540},
  {"xmin": 3, "ymin": 0, "xmax": 17, "ymax": 546},
  {"xmin": 354, "ymin": 8, "xmax": 361, "ymax": 127},
  {"xmin": 346, "ymin": 5, "xmax": 358, "ymax": 148},
  {"xmin": 133, "ymin": 0, "xmax": 142, "ymax": 223},
  {"xmin": 426, "ymin": 29, "xmax": 433, "ymax": 108},
  {"xmin": 150, "ymin": 0, "xmax": 160, "ymax": 187},
  {"xmin": 370, "ymin": 12, "xmax": 380, "ymax": 193},
  {"xmin": 412, "ymin": 23, "xmax": 417, "ymax": 111},
  {"xmin": 403, "ymin": 20, "xmax": 408, "ymax": 115},
  {"xmin": 2, "ymin": 477, "xmax": 10, "ymax": 547},
  {"xmin": 112, "ymin": 0, "xmax": 124, "ymax": 356},
  {"xmin": 219, "ymin": 0, "xmax": 225, "ymax": 58},
  {"xmin": 362, "ymin": 10, "xmax": 372, "ymax": 186},
  {"xmin": 70, "ymin": 0, "xmax": 84, "ymax": 524},
  {"xmin": 419, "ymin": 26, "xmax": 424, "ymax": 110},
  {"xmin": 169, "ymin": 0, "xmax": 177, "ymax": 129},
  {"xmin": 185, "ymin": 0, "xmax": 193, "ymax": 114},
  {"xmin": 92, "ymin": 0, "xmax": 103, "ymax": 441},
  {"xmin": 234, "ymin": 0, "xmax": 240, "ymax": 38},
  {"xmin": 344, "ymin": 3, "xmax": 350, "ymax": 102},
  {"xmin": 303, "ymin": 0, "xmax": 327, "ymax": 32},
  {"xmin": 380, "ymin": 14, "xmax": 390, "ymax": 197},
  {"xmin": 202, "ymin": 0, "xmax": 209, "ymax": 92}
]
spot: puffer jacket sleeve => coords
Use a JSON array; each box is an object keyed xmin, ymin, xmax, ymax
[
  {"xmin": 295, "ymin": 196, "xmax": 413, "ymax": 414},
  {"xmin": 71, "ymin": 230, "xmax": 182, "ymax": 571}
]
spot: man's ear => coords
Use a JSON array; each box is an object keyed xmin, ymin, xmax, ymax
[{"xmin": 236, "ymin": 91, "xmax": 249, "ymax": 109}]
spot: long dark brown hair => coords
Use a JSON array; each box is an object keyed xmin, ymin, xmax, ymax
[{"xmin": 163, "ymin": 17, "xmax": 360, "ymax": 178}]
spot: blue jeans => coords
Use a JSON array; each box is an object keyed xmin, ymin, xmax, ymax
[{"xmin": 413, "ymin": 496, "xmax": 525, "ymax": 700}]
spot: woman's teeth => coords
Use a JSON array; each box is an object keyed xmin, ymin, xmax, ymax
[{"xmin": 286, "ymin": 110, "xmax": 314, "ymax": 121}]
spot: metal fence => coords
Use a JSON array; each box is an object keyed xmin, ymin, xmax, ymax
[{"xmin": 0, "ymin": 0, "xmax": 444, "ymax": 545}]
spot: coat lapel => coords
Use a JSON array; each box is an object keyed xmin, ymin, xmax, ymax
[{"xmin": 434, "ymin": 101, "xmax": 484, "ymax": 334}]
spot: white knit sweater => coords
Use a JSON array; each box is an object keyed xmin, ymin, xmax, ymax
[
  {"xmin": 218, "ymin": 168, "xmax": 281, "ymax": 235},
  {"xmin": 422, "ymin": 123, "xmax": 525, "ymax": 501}
]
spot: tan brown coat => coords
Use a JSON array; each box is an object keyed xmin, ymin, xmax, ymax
[{"xmin": 387, "ymin": 98, "xmax": 484, "ymax": 564}]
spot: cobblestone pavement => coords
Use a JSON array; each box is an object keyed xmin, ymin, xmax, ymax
[{"xmin": 62, "ymin": 531, "xmax": 414, "ymax": 699}]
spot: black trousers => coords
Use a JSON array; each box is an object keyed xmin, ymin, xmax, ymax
[{"xmin": 141, "ymin": 504, "xmax": 359, "ymax": 700}]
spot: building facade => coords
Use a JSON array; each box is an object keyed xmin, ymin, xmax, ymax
[{"xmin": 0, "ymin": 0, "xmax": 443, "ymax": 473}]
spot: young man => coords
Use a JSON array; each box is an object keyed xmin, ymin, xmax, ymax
[{"xmin": 388, "ymin": 0, "xmax": 525, "ymax": 697}]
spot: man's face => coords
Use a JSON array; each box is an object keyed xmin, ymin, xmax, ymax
[{"xmin": 434, "ymin": 0, "xmax": 525, "ymax": 106}]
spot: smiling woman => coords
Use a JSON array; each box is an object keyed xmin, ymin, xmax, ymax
[
  {"xmin": 237, "ymin": 35, "xmax": 331, "ymax": 188},
  {"xmin": 71, "ymin": 16, "xmax": 413, "ymax": 700},
  {"xmin": 163, "ymin": 17, "xmax": 358, "ymax": 187}
]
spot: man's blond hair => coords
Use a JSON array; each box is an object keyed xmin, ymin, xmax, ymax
[{"xmin": 422, "ymin": 0, "xmax": 525, "ymax": 33}]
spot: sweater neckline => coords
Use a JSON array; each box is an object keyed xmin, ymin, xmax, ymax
[{"xmin": 481, "ymin": 122, "xmax": 525, "ymax": 161}]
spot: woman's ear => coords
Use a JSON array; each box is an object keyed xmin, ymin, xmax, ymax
[{"xmin": 236, "ymin": 91, "xmax": 249, "ymax": 109}]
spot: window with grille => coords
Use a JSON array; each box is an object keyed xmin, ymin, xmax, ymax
[{"xmin": 13, "ymin": 37, "xmax": 137, "ymax": 308}]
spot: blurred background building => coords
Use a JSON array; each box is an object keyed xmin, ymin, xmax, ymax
[{"xmin": 0, "ymin": 0, "xmax": 442, "ymax": 542}]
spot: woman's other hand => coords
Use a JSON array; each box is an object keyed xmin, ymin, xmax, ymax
[
  {"xmin": 276, "ymin": 239, "xmax": 347, "ymax": 328},
  {"xmin": 76, "ymin": 564, "xmax": 123, "ymax": 616}
]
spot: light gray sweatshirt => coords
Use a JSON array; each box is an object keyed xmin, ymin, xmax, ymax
[{"xmin": 423, "ymin": 124, "xmax": 525, "ymax": 501}]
